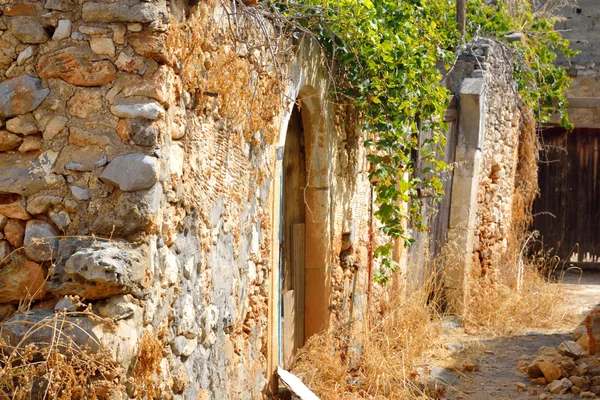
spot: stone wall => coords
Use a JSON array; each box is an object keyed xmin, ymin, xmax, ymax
[
  {"xmin": 0, "ymin": 1, "xmax": 373, "ymax": 399},
  {"xmin": 443, "ymin": 39, "xmax": 525, "ymax": 311}
]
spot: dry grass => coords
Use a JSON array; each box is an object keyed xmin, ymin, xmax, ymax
[
  {"xmin": 0, "ymin": 305, "xmax": 122, "ymax": 400},
  {"xmin": 464, "ymin": 259, "xmax": 567, "ymax": 336},
  {"xmin": 292, "ymin": 275, "xmax": 446, "ymax": 400},
  {"xmin": 463, "ymin": 106, "xmax": 568, "ymax": 336}
]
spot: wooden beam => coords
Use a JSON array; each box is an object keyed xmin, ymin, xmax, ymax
[
  {"xmin": 567, "ymin": 97, "xmax": 600, "ymax": 109},
  {"xmin": 457, "ymin": 0, "xmax": 466, "ymax": 38}
]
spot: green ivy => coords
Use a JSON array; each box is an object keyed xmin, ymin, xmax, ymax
[{"xmin": 271, "ymin": 0, "xmax": 574, "ymax": 283}]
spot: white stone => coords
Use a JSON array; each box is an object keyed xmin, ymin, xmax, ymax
[
  {"xmin": 100, "ymin": 153, "xmax": 159, "ymax": 192},
  {"xmin": 90, "ymin": 37, "xmax": 116, "ymax": 57},
  {"xmin": 169, "ymin": 143, "xmax": 184, "ymax": 178},
  {"xmin": 53, "ymin": 20, "xmax": 72, "ymax": 40},
  {"xmin": 110, "ymin": 103, "xmax": 164, "ymax": 120},
  {"xmin": 70, "ymin": 32, "xmax": 84, "ymax": 41},
  {"xmin": 17, "ymin": 46, "xmax": 33, "ymax": 66}
]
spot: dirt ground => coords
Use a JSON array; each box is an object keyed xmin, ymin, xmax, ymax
[{"xmin": 438, "ymin": 269, "xmax": 600, "ymax": 400}]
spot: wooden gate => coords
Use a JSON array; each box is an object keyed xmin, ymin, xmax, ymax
[{"xmin": 533, "ymin": 128, "xmax": 600, "ymax": 264}]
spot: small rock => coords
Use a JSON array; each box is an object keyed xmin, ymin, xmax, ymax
[
  {"xmin": 539, "ymin": 360, "xmax": 562, "ymax": 383},
  {"xmin": 18, "ymin": 135, "xmax": 42, "ymax": 152},
  {"xmin": 71, "ymin": 32, "xmax": 84, "ymax": 41},
  {"xmin": 17, "ymin": 46, "xmax": 34, "ymax": 66},
  {"xmin": 0, "ymin": 131, "xmax": 23, "ymax": 151},
  {"xmin": 6, "ymin": 114, "xmax": 38, "ymax": 135},
  {"xmin": 575, "ymin": 325, "xmax": 587, "ymax": 341},
  {"xmin": 579, "ymin": 333, "xmax": 590, "ymax": 351},
  {"xmin": 100, "ymin": 153, "xmax": 159, "ymax": 191},
  {"xmin": 90, "ymin": 38, "xmax": 116, "ymax": 58},
  {"xmin": 559, "ymin": 341, "xmax": 587, "ymax": 359},
  {"xmin": 539, "ymin": 394, "xmax": 548, "ymax": 400},
  {"xmin": 538, "ymin": 347, "xmax": 558, "ymax": 356},
  {"xmin": 110, "ymin": 103, "xmax": 164, "ymax": 120},
  {"xmin": 53, "ymin": 20, "xmax": 72, "ymax": 40},
  {"xmin": 0, "ymin": 240, "xmax": 12, "ymax": 265},
  {"xmin": 4, "ymin": 4, "xmax": 36, "ymax": 16},
  {"xmin": 515, "ymin": 382, "xmax": 527, "ymax": 391},
  {"xmin": 70, "ymin": 186, "xmax": 90, "ymax": 200},
  {"xmin": 79, "ymin": 26, "xmax": 112, "ymax": 35},
  {"xmin": 6, "ymin": 17, "xmax": 48, "ymax": 44},
  {"xmin": 4, "ymin": 219, "xmax": 25, "ymax": 247},
  {"xmin": 129, "ymin": 118, "xmax": 159, "ymax": 146},
  {"xmin": 26, "ymin": 195, "xmax": 62, "ymax": 215},
  {"xmin": 0, "ymin": 195, "xmax": 31, "ymax": 220},
  {"xmin": 531, "ymin": 377, "xmax": 547, "ymax": 385},
  {"xmin": 0, "ymin": 255, "xmax": 46, "ymax": 303},
  {"xmin": 54, "ymin": 297, "xmax": 78, "ymax": 312},
  {"xmin": 24, "ymin": 220, "xmax": 59, "ymax": 262},
  {"xmin": 48, "ymin": 210, "xmax": 70, "ymax": 232},
  {"xmin": 581, "ymin": 391, "xmax": 597, "ymax": 398},
  {"xmin": 170, "ymin": 336, "xmax": 198, "ymax": 357},
  {"xmin": 112, "ymin": 24, "xmax": 126, "ymax": 45},
  {"xmin": 548, "ymin": 377, "xmax": 573, "ymax": 394},
  {"xmin": 43, "ymin": 116, "xmax": 68, "ymax": 140},
  {"xmin": 0, "ymin": 75, "xmax": 50, "ymax": 118},
  {"xmin": 67, "ymin": 90, "xmax": 103, "ymax": 119},
  {"xmin": 44, "ymin": 0, "xmax": 76, "ymax": 12},
  {"xmin": 127, "ymin": 23, "xmax": 143, "ymax": 32}
]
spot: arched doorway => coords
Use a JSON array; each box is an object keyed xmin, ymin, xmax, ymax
[{"xmin": 280, "ymin": 103, "xmax": 306, "ymax": 368}]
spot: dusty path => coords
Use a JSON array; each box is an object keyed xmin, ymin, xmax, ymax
[{"xmin": 440, "ymin": 270, "xmax": 600, "ymax": 400}]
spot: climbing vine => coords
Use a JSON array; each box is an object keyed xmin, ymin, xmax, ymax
[{"xmin": 269, "ymin": 0, "xmax": 574, "ymax": 282}]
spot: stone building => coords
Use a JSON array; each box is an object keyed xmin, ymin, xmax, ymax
[{"xmin": 0, "ymin": 1, "xmax": 533, "ymax": 399}]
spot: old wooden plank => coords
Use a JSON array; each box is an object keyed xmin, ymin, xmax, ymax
[
  {"xmin": 292, "ymin": 223, "xmax": 305, "ymax": 350},
  {"xmin": 277, "ymin": 367, "xmax": 320, "ymax": 400},
  {"xmin": 282, "ymin": 290, "xmax": 296, "ymax": 368}
]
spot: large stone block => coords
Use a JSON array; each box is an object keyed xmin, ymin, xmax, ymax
[
  {"xmin": 100, "ymin": 153, "xmax": 159, "ymax": 191},
  {"xmin": 1, "ymin": 309, "xmax": 100, "ymax": 355},
  {"xmin": 0, "ymin": 151, "xmax": 63, "ymax": 196},
  {"xmin": 24, "ymin": 220, "xmax": 59, "ymax": 262},
  {"xmin": 37, "ymin": 46, "xmax": 117, "ymax": 87},
  {"xmin": 0, "ymin": 75, "xmax": 50, "ymax": 118},
  {"xmin": 82, "ymin": 2, "xmax": 162, "ymax": 23},
  {"xmin": 47, "ymin": 239, "xmax": 150, "ymax": 300},
  {"xmin": 6, "ymin": 16, "xmax": 48, "ymax": 44}
]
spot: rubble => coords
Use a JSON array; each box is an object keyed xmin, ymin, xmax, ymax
[{"xmin": 518, "ymin": 319, "xmax": 600, "ymax": 398}]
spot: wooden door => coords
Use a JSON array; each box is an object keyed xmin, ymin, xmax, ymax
[{"xmin": 281, "ymin": 105, "xmax": 306, "ymax": 368}]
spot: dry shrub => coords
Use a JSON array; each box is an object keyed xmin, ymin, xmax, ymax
[
  {"xmin": 167, "ymin": 1, "xmax": 287, "ymax": 144},
  {"xmin": 292, "ymin": 276, "xmax": 444, "ymax": 400},
  {"xmin": 0, "ymin": 307, "xmax": 121, "ymax": 400},
  {"xmin": 464, "ymin": 257, "xmax": 566, "ymax": 336},
  {"xmin": 129, "ymin": 330, "xmax": 163, "ymax": 399}
]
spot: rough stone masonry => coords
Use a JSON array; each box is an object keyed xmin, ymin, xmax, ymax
[{"xmin": 0, "ymin": 1, "xmax": 375, "ymax": 399}]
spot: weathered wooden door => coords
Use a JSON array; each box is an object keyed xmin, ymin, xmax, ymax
[
  {"xmin": 281, "ymin": 105, "xmax": 306, "ymax": 368},
  {"xmin": 533, "ymin": 128, "xmax": 600, "ymax": 265}
]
